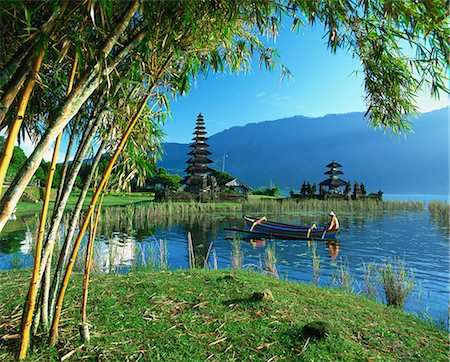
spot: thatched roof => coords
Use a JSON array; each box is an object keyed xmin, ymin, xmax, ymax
[
  {"xmin": 319, "ymin": 179, "xmax": 348, "ymax": 187},
  {"xmin": 326, "ymin": 161, "xmax": 342, "ymax": 168}
]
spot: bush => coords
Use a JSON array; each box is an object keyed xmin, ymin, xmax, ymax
[{"xmin": 253, "ymin": 186, "xmax": 280, "ymax": 197}]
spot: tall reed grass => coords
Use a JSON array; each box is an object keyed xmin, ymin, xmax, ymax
[
  {"xmin": 361, "ymin": 260, "xmax": 378, "ymax": 299},
  {"xmin": 428, "ymin": 201, "xmax": 449, "ymax": 228},
  {"xmin": 310, "ymin": 241, "xmax": 321, "ymax": 285},
  {"xmin": 96, "ymin": 199, "xmax": 426, "ymax": 234},
  {"xmin": 332, "ymin": 258, "xmax": 354, "ymax": 293},
  {"xmin": 379, "ymin": 257, "xmax": 415, "ymax": 308},
  {"xmin": 264, "ymin": 243, "xmax": 279, "ymax": 278},
  {"xmin": 231, "ymin": 239, "xmax": 243, "ymax": 270}
]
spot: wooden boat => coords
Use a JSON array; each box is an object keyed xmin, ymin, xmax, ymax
[{"xmin": 235, "ymin": 216, "xmax": 338, "ymax": 240}]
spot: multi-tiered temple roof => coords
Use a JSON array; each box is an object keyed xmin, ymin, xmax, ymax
[
  {"xmin": 319, "ymin": 160, "xmax": 347, "ymax": 190},
  {"xmin": 185, "ymin": 113, "xmax": 214, "ymax": 176}
]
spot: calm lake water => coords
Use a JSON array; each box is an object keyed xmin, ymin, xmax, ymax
[{"xmin": 1, "ymin": 203, "xmax": 449, "ymax": 325}]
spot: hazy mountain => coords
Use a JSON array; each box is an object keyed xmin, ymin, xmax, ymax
[{"xmin": 159, "ymin": 107, "xmax": 449, "ymax": 195}]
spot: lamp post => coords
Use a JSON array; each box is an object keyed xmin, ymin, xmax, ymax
[{"xmin": 222, "ymin": 153, "xmax": 228, "ymax": 172}]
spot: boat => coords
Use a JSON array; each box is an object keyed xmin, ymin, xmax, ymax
[{"xmin": 225, "ymin": 216, "xmax": 338, "ymax": 241}]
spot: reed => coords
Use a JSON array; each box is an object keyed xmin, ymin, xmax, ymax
[
  {"xmin": 428, "ymin": 201, "xmax": 449, "ymax": 228},
  {"xmin": 332, "ymin": 258, "xmax": 354, "ymax": 293},
  {"xmin": 158, "ymin": 239, "xmax": 168, "ymax": 270},
  {"xmin": 264, "ymin": 243, "xmax": 279, "ymax": 278},
  {"xmin": 11, "ymin": 252, "xmax": 24, "ymax": 269},
  {"xmin": 379, "ymin": 257, "xmax": 415, "ymax": 308},
  {"xmin": 230, "ymin": 239, "xmax": 243, "ymax": 270},
  {"xmin": 242, "ymin": 198, "xmax": 424, "ymax": 215},
  {"xmin": 310, "ymin": 241, "xmax": 320, "ymax": 285},
  {"xmin": 361, "ymin": 260, "xmax": 378, "ymax": 299}
]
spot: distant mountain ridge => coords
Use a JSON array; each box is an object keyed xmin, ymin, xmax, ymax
[{"xmin": 159, "ymin": 107, "xmax": 449, "ymax": 195}]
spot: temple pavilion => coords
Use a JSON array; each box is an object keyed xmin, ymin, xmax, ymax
[
  {"xmin": 184, "ymin": 114, "xmax": 217, "ymax": 200},
  {"xmin": 319, "ymin": 160, "xmax": 348, "ymax": 194}
]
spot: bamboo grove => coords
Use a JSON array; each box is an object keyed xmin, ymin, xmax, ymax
[{"xmin": 0, "ymin": 0, "xmax": 448, "ymax": 359}]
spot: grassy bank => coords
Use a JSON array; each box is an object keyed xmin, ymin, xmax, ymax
[{"xmin": 1, "ymin": 269, "xmax": 447, "ymax": 361}]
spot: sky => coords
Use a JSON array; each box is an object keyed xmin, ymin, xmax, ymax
[
  {"xmin": 164, "ymin": 24, "xmax": 448, "ymax": 144},
  {"xmin": 15, "ymin": 22, "xmax": 448, "ymax": 159}
]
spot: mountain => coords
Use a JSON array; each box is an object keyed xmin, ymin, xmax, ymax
[{"xmin": 159, "ymin": 107, "xmax": 449, "ymax": 195}]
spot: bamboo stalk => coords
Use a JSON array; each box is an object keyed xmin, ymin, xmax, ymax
[
  {"xmin": 54, "ymin": 53, "xmax": 79, "ymax": 207},
  {"xmin": 80, "ymin": 185, "xmax": 106, "ymax": 342},
  {"xmin": 40, "ymin": 245, "xmax": 53, "ymax": 331},
  {"xmin": 0, "ymin": 48, "xmax": 44, "ymax": 197},
  {"xmin": 187, "ymin": 232, "xmax": 194, "ymax": 269},
  {"xmin": 19, "ymin": 51, "xmax": 79, "ymax": 343},
  {"xmin": 48, "ymin": 140, "xmax": 107, "ymax": 323},
  {"xmin": 0, "ymin": 49, "xmax": 35, "ymax": 128},
  {"xmin": 18, "ymin": 119, "xmax": 62, "ymax": 360},
  {"xmin": 49, "ymin": 81, "xmax": 159, "ymax": 346}
]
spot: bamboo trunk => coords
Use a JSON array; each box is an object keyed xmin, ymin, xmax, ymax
[
  {"xmin": 48, "ymin": 139, "xmax": 107, "ymax": 323},
  {"xmin": 0, "ymin": 48, "xmax": 37, "ymax": 128},
  {"xmin": 49, "ymin": 83, "xmax": 157, "ymax": 346},
  {"xmin": 0, "ymin": 1, "xmax": 141, "ymax": 231},
  {"xmin": 35, "ymin": 54, "xmax": 78, "ymax": 329},
  {"xmin": 18, "ymin": 131, "xmax": 62, "ymax": 360},
  {"xmin": 0, "ymin": 41, "xmax": 36, "ymax": 91},
  {"xmin": 39, "ymin": 113, "xmax": 102, "ymax": 324},
  {"xmin": 40, "ymin": 246, "xmax": 53, "ymax": 331},
  {"xmin": 80, "ymin": 186, "xmax": 106, "ymax": 342},
  {"xmin": 54, "ymin": 54, "xmax": 79, "ymax": 207},
  {"xmin": 0, "ymin": 48, "xmax": 44, "ymax": 197}
]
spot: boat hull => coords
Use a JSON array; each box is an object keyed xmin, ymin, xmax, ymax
[{"xmin": 244, "ymin": 216, "xmax": 338, "ymax": 240}]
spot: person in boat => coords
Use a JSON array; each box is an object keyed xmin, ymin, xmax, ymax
[{"xmin": 327, "ymin": 211, "xmax": 339, "ymax": 231}]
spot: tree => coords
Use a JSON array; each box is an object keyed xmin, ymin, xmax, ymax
[
  {"xmin": 147, "ymin": 168, "xmax": 182, "ymax": 193},
  {"xmin": 300, "ymin": 182, "xmax": 307, "ymax": 197},
  {"xmin": 360, "ymin": 182, "xmax": 367, "ymax": 196},
  {"xmin": 353, "ymin": 181, "xmax": 361, "ymax": 198},
  {"xmin": 311, "ymin": 183, "xmax": 317, "ymax": 196},
  {"xmin": 209, "ymin": 170, "xmax": 234, "ymax": 187}
]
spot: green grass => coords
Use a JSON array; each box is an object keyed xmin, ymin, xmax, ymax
[{"xmin": 1, "ymin": 269, "xmax": 448, "ymax": 361}]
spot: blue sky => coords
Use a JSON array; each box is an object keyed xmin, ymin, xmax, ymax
[
  {"xmin": 16, "ymin": 23, "xmax": 447, "ymax": 160},
  {"xmin": 164, "ymin": 24, "xmax": 447, "ymax": 144}
]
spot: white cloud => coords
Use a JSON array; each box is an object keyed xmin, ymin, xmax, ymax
[
  {"xmin": 18, "ymin": 134, "xmax": 63, "ymax": 163},
  {"xmin": 417, "ymin": 90, "xmax": 449, "ymax": 113}
]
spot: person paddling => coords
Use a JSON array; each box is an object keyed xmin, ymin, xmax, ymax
[{"xmin": 327, "ymin": 211, "xmax": 339, "ymax": 231}]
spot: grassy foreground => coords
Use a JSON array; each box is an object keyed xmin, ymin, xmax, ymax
[{"xmin": 1, "ymin": 270, "xmax": 448, "ymax": 361}]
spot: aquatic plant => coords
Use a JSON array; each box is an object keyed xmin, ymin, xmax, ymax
[
  {"xmin": 231, "ymin": 239, "xmax": 243, "ymax": 270},
  {"xmin": 428, "ymin": 201, "xmax": 449, "ymax": 229},
  {"xmin": 11, "ymin": 253, "xmax": 23, "ymax": 269},
  {"xmin": 310, "ymin": 241, "xmax": 321, "ymax": 285},
  {"xmin": 379, "ymin": 257, "xmax": 415, "ymax": 308},
  {"xmin": 361, "ymin": 260, "xmax": 378, "ymax": 299},
  {"xmin": 264, "ymin": 243, "xmax": 279, "ymax": 278},
  {"xmin": 333, "ymin": 258, "xmax": 354, "ymax": 293}
]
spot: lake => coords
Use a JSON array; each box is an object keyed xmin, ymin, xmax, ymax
[{"xmin": 1, "ymin": 201, "xmax": 448, "ymax": 326}]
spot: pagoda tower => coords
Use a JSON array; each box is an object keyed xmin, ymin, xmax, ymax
[
  {"xmin": 185, "ymin": 114, "xmax": 217, "ymax": 198},
  {"xmin": 319, "ymin": 160, "xmax": 348, "ymax": 193}
]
